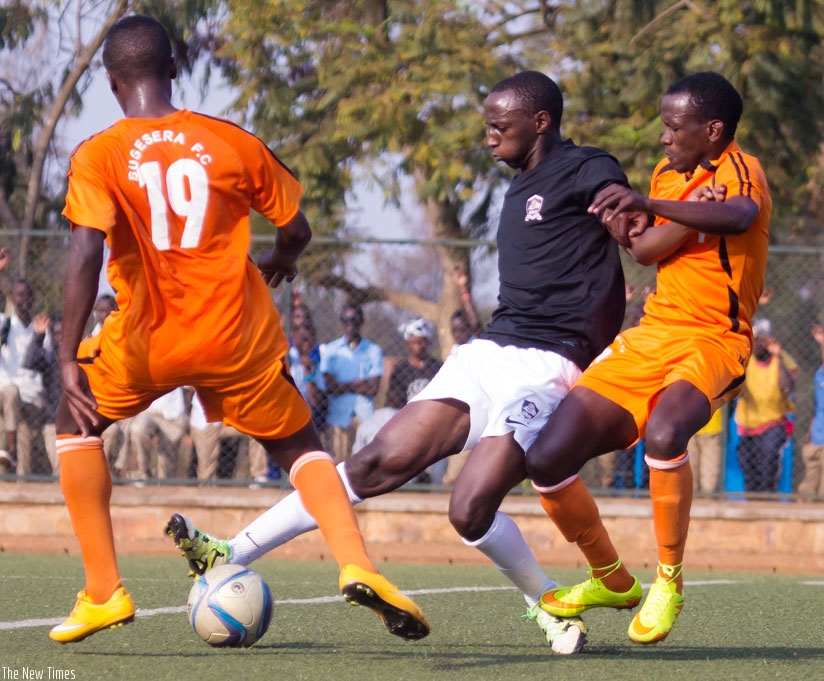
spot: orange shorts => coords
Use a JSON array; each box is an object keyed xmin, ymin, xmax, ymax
[
  {"xmin": 77, "ymin": 334, "xmax": 311, "ymax": 440},
  {"xmin": 576, "ymin": 323, "xmax": 749, "ymax": 438}
]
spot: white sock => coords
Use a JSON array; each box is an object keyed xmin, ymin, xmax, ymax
[
  {"xmin": 229, "ymin": 461, "xmax": 362, "ymax": 565},
  {"xmin": 463, "ymin": 511, "xmax": 557, "ymax": 607}
]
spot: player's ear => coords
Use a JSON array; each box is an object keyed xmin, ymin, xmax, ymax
[
  {"xmin": 534, "ymin": 110, "xmax": 551, "ymax": 134},
  {"xmin": 107, "ymin": 71, "xmax": 117, "ymax": 93},
  {"xmin": 707, "ymin": 119, "xmax": 723, "ymax": 143}
]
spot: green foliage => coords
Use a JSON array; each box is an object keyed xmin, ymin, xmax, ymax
[
  {"xmin": 216, "ymin": 0, "xmax": 522, "ymax": 236},
  {"xmin": 537, "ymin": 0, "xmax": 824, "ymax": 240},
  {"xmin": 0, "ymin": 0, "xmax": 42, "ymax": 50}
]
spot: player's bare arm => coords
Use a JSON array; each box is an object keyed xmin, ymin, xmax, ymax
[
  {"xmin": 624, "ymin": 182, "xmax": 728, "ymax": 265},
  {"xmin": 588, "ymin": 183, "xmax": 648, "ymax": 221},
  {"xmin": 624, "ymin": 221, "xmax": 692, "ymax": 266},
  {"xmin": 591, "ymin": 179, "xmax": 755, "ymax": 236},
  {"xmin": 59, "ymin": 225, "xmax": 106, "ymax": 435},
  {"xmin": 257, "ymin": 210, "xmax": 312, "ymax": 288}
]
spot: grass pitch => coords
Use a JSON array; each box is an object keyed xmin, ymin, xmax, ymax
[{"xmin": 0, "ymin": 554, "xmax": 821, "ymax": 681}]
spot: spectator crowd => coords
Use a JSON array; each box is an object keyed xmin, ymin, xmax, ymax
[{"xmin": 0, "ymin": 247, "xmax": 823, "ymax": 499}]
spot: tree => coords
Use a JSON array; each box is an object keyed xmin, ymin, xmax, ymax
[
  {"xmin": 212, "ymin": 0, "xmax": 533, "ymax": 352},
  {"xmin": 536, "ymin": 0, "xmax": 824, "ymax": 242},
  {"xmin": 0, "ymin": 0, "xmax": 222, "ymax": 283},
  {"xmin": 215, "ymin": 0, "xmax": 824, "ymax": 353}
]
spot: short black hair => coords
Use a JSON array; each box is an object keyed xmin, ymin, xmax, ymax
[
  {"xmin": 341, "ymin": 303, "xmax": 364, "ymax": 323},
  {"xmin": 490, "ymin": 71, "xmax": 563, "ymax": 127},
  {"xmin": 666, "ymin": 72, "xmax": 743, "ymax": 139},
  {"xmin": 102, "ymin": 15, "xmax": 172, "ymax": 82}
]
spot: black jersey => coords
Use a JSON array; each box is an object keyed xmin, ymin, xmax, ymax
[{"xmin": 484, "ymin": 140, "xmax": 627, "ymax": 371}]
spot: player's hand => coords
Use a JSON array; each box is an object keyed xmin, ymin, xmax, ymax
[
  {"xmin": 33, "ymin": 313, "xmax": 50, "ymax": 335},
  {"xmin": 60, "ymin": 361, "xmax": 102, "ymax": 437},
  {"xmin": 604, "ymin": 210, "xmax": 649, "ymax": 247},
  {"xmin": 257, "ymin": 249, "xmax": 298, "ymax": 289},
  {"xmin": 692, "ymin": 184, "xmax": 727, "ymax": 202},
  {"xmin": 588, "ymin": 183, "xmax": 649, "ymax": 222},
  {"xmin": 0, "ymin": 248, "xmax": 8, "ymax": 273}
]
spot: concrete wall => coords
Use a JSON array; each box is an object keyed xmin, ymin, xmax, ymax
[{"xmin": 1, "ymin": 482, "xmax": 822, "ymax": 574}]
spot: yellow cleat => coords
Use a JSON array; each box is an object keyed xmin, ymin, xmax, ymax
[
  {"xmin": 49, "ymin": 587, "xmax": 135, "ymax": 643},
  {"xmin": 628, "ymin": 577, "xmax": 684, "ymax": 644},
  {"xmin": 540, "ymin": 571, "xmax": 642, "ymax": 617},
  {"xmin": 339, "ymin": 564, "xmax": 430, "ymax": 640}
]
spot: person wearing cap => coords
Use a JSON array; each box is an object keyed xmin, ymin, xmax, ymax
[
  {"xmin": 735, "ymin": 317, "xmax": 797, "ymax": 492},
  {"xmin": 386, "ymin": 318, "xmax": 442, "ymax": 409}
]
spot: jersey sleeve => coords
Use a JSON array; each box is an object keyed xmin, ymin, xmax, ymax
[
  {"xmin": 236, "ymin": 131, "xmax": 303, "ymax": 227},
  {"xmin": 62, "ymin": 139, "xmax": 117, "ymax": 234},
  {"xmin": 714, "ymin": 151, "xmax": 768, "ymax": 213},
  {"xmin": 575, "ymin": 152, "xmax": 630, "ymax": 206}
]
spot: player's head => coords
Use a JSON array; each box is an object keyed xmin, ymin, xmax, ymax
[
  {"xmin": 103, "ymin": 15, "xmax": 175, "ymax": 85},
  {"xmin": 660, "ymin": 72, "xmax": 743, "ymax": 174},
  {"xmin": 666, "ymin": 72, "xmax": 743, "ymax": 138},
  {"xmin": 490, "ymin": 72, "xmax": 563, "ymax": 125},
  {"xmin": 484, "ymin": 71, "xmax": 563, "ymax": 171}
]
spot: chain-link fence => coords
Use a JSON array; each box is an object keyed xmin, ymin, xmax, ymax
[{"xmin": 1, "ymin": 232, "xmax": 823, "ymax": 501}]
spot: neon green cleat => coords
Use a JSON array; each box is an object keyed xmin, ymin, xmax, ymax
[
  {"xmin": 49, "ymin": 587, "xmax": 135, "ymax": 643},
  {"xmin": 628, "ymin": 576, "xmax": 684, "ymax": 644},
  {"xmin": 540, "ymin": 566, "xmax": 642, "ymax": 617},
  {"xmin": 524, "ymin": 604, "xmax": 587, "ymax": 654},
  {"xmin": 339, "ymin": 564, "xmax": 430, "ymax": 640},
  {"xmin": 164, "ymin": 513, "xmax": 231, "ymax": 578}
]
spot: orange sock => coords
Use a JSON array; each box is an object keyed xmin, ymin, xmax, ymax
[
  {"xmin": 57, "ymin": 435, "xmax": 122, "ymax": 604},
  {"xmin": 536, "ymin": 476, "xmax": 633, "ymax": 592},
  {"xmin": 647, "ymin": 452, "xmax": 693, "ymax": 590},
  {"xmin": 290, "ymin": 451, "xmax": 375, "ymax": 572}
]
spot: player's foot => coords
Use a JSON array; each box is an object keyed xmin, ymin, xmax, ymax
[
  {"xmin": 164, "ymin": 513, "xmax": 231, "ymax": 578},
  {"xmin": 49, "ymin": 587, "xmax": 135, "ymax": 643},
  {"xmin": 339, "ymin": 564, "xmax": 430, "ymax": 640},
  {"xmin": 628, "ymin": 565, "xmax": 684, "ymax": 644},
  {"xmin": 524, "ymin": 604, "xmax": 587, "ymax": 654},
  {"xmin": 539, "ymin": 564, "xmax": 642, "ymax": 617}
]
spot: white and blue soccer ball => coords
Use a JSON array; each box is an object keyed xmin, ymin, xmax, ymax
[{"xmin": 187, "ymin": 564, "xmax": 273, "ymax": 647}]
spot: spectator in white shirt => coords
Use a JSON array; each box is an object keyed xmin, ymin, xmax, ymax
[{"xmin": 0, "ymin": 275, "xmax": 50, "ymax": 475}]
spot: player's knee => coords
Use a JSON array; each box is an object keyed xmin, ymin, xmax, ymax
[
  {"xmin": 345, "ymin": 438, "xmax": 409, "ymax": 498},
  {"xmin": 524, "ymin": 440, "xmax": 569, "ymax": 486},
  {"xmin": 644, "ymin": 420, "xmax": 690, "ymax": 460},
  {"xmin": 448, "ymin": 496, "xmax": 493, "ymax": 542}
]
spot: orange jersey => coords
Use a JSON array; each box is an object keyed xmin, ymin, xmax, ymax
[
  {"xmin": 63, "ymin": 110, "xmax": 300, "ymax": 389},
  {"xmin": 641, "ymin": 141, "xmax": 771, "ymax": 341}
]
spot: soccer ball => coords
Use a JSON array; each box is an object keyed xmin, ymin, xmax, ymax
[{"xmin": 187, "ymin": 564, "xmax": 273, "ymax": 647}]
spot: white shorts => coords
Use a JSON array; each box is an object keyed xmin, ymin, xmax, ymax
[{"xmin": 411, "ymin": 339, "xmax": 581, "ymax": 452}]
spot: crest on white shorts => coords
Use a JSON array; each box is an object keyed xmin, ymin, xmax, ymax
[
  {"xmin": 525, "ymin": 194, "xmax": 543, "ymax": 222},
  {"xmin": 504, "ymin": 399, "xmax": 539, "ymax": 427}
]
